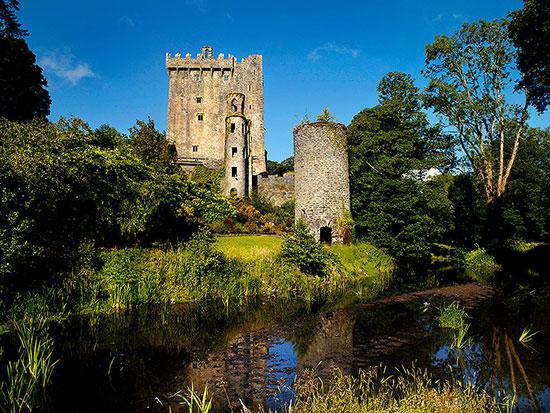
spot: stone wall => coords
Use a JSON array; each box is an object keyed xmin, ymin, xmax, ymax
[
  {"xmin": 294, "ymin": 122, "xmax": 351, "ymax": 243},
  {"xmin": 255, "ymin": 173, "xmax": 295, "ymax": 206}
]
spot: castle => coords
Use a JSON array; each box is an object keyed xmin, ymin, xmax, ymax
[
  {"xmin": 166, "ymin": 46, "xmax": 350, "ymax": 243},
  {"xmin": 166, "ymin": 46, "xmax": 265, "ymax": 196}
]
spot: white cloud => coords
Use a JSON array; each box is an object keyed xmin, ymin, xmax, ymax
[
  {"xmin": 429, "ymin": 12, "xmax": 466, "ymax": 24},
  {"xmin": 308, "ymin": 43, "xmax": 360, "ymax": 62},
  {"xmin": 39, "ymin": 51, "xmax": 96, "ymax": 86},
  {"xmin": 118, "ymin": 16, "xmax": 136, "ymax": 27}
]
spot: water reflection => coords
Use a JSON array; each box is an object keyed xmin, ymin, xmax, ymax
[{"xmin": 28, "ymin": 286, "xmax": 550, "ymax": 412}]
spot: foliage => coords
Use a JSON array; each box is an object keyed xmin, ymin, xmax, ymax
[
  {"xmin": 280, "ymin": 221, "xmax": 337, "ymax": 276},
  {"xmin": 518, "ymin": 327, "xmax": 537, "ymax": 344},
  {"xmin": 190, "ymin": 165, "xmax": 224, "ymax": 192},
  {"xmin": 509, "ymin": 0, "xmax": 550, "ymax": 113},
  {"xmin": 348, "ymin": 72, "xmax": 454, "ymax": 263},
  {"xmin": 464, "ymin": 247, "xmax": 501, "ymax": 283},
  {"xmin": 0, "ymin": 0, "xmax": 26, "ymax": 38},
  {"xmin": 128, "ymin": 118, "xmax": 176, "ymax": 173},
  {"xmin": 437, "ymin": 301, "xmax": 468, "ymax": 329},
  {"xmin": 424, "ymin": 19, "xmax": 529, "ymax": 205},
  {"xmin": 265, "ymin": 156, "xmax": 294, "ymax": 176},
  {"xmin": 316, "ymin": 107, "xmax": 336, "ymax": 122},
  {"xmin": 291, "ymin": 366, "xmax": 502, "ymax": 413},
  {"xmin": 0, "ymin": 118, "xmax": 233, "ymax": 292},
  {"xmin": 0, "ymin": 36, "xmax": 50, "ymax": 122}
]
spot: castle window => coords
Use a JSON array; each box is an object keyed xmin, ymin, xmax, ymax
[
  {"xmin": 248, "ymin": 85, "xmax": 251, "ymax": 91},
  {"xmin": 196, "ymin": 96, "xmax": 202, "ymax": 103},
  {"xmin": 230, "ymin": 123, "xmax": 235, "ymax": 133},
  {"xmin": 224, "ymin": 75, "xmax": 229, "ymax": 81},
  {"xmin": 192, "ymin": 145, "xmax": 199, "ymax": 152},
  {"xmin": 249, "ymin": 105, "xmax": 252, "ymax": 110},
  {"xmin": 231, "ymin": 147, "xmax": 238, "ymax": 157},
  {"xmin": 231, "ymin": 167, "xmax": 237, "ymax": 177},
  {"xmin": 197, "ymin": 113, "xmax": 203, "ymax": 121}
]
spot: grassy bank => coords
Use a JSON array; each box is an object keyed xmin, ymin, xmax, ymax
[{"xmin": 5, "ymin": 234, "xmax": 395, "ymax": 321}]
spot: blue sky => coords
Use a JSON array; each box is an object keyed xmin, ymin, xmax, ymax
[{"xmin": 21, "ymin": 0, "xmax": 548, "ymax": 161}]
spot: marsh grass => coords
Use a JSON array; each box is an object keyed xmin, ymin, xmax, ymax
[
  {"xmin": 290, "ymin": 366, "xmax": 504, "ymax": 413},
  {"xmin": 464, "ymin": 248, "xmax": 501, "ymax": 283},
  {"xmin": 437, "ymin": 301, "xmax": 468, "ymax": 329},
  {"xmin": 0, "ymin": 317, "xmax": 59, "ymax": 413}
]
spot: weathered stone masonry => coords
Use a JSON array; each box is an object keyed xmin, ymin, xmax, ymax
[
  {"xmin": 166, "ymin": 46, "xmax": 266, "ymax": 190},
  {"xmin": 294, "ymin": 122, "xmax": 351, "ymax": 243},
  {"xmin": 255, "ymin": 173, "xmax": 295, "ymax": 206}
]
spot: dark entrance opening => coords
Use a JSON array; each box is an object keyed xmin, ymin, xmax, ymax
[{"xmin": 320, "ymin": 227, "xmax": 332, "ymax": 244}]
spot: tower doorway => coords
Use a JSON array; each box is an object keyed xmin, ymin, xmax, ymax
[{"xmin": 320, "ymin": 227, "xmax": 332, "ymax": 244}]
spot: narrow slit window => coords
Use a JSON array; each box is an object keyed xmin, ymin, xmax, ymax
[
  {"xmin": 231, "ymin": 167, "xmax": 237, "ymax": 177},
  {"xmin": 231, "ymin": 147, "xmax": 238, "ymax": 157},
  {"xmin": 197, "ymin": 113, "xmax": 203, "ymax": 121},
  {"xmin": 230, "ymin": 123, "xmax": 235, "ymax": 133},
  {"xmin": 196, "ymin": 96, "xmax": 202, "ymax": 103},
  {"xmin": 192, "ymin": 145, "xmax": 199, "ymax": 152}
]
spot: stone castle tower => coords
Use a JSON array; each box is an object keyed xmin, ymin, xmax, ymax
[
  {"xmin": 294, "ymin": 122, "xmax": 351, "ymax": 244},
  {"xmin": 166, "ymin": 46, "xmax": 266, "ymax": 195}
]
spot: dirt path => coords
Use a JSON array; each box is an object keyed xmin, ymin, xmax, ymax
[{"xmin": 359, "ymin": 282, "xmax": 496, "ymax": 309}]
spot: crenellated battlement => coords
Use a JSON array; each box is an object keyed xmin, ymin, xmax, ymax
[{"xmin": 166, "ymin": 46, "xmax": 261, "ymax": 71}]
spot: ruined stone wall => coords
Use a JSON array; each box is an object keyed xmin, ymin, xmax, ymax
[
  {"xmin": 256, "ymin": 173, "xmax": 295, "ymax": 206},
  {"xmin": 294, "ymin": 122, "xmax": 351, "ymax": 243},
  {"xmin": 166, "ymin": 46, "xmax": 265, "ymax": 174}
]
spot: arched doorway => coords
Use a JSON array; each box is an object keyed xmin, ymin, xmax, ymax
[{"xmin": 320, "ymin": 226, "xmax": 332, "ymax": 244}]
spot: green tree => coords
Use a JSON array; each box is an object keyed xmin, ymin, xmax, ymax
[
  {"xmin": 423, "ymin": 19, "xmax": 530, "ymax": 205},
  {"xmin": 0, "ymin": 1, "xmax": 50, "ymax": 121},
  {"xmin": 0, "ymin": 118, "xmax": 234, "ymax": 290},
  {"xmin": 0, "ymin": 0, "xmax": 26, "ymax": 38},
  {"xmin": 509, "ymin": 0, "xmax": 550, "ymax": 113},
  {"xmin": 348, "ymin": 72, "xmax": 454, "ymax": 262},
  {"xmin": 128, "ymin": 118, "xmax": 176, "ymax": 173}
]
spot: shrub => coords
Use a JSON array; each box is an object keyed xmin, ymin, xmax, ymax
[
  {"xmin": 280, "ymin": 221, "xmax": 337, "ymax": 276},
  {"xmin": 464, "ymin": 247, "xmax": 501, "ymax": 282}
]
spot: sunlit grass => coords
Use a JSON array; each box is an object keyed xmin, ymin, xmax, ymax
[
  {"xmin": 437, "ymin": 301, "xmax": 468, "ymax": 329},
  {"xmin": 215, "ymin": 235, "xmax": 283, "ymax": 261}
]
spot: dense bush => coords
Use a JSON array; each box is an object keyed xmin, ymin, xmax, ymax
[
  {"xmin": 0, "ymin": 118, "xmax": 234, "ymax": 292},
  {"xmin": 280, "ymin": 221, "xmax": 337, "ymax": 276}
]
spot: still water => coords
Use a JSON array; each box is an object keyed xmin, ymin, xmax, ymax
[{"xmin": 15, "ymin": 284, "xmax": 550, "ymax": 412}]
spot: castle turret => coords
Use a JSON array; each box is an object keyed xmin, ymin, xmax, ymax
[
  {"xmin": 224, "ymin": 93, "xmax": 251, "ymax": 196},
  {"xmin": 294, "ymin": 122, "xmax": 351, "ymax": 244}
]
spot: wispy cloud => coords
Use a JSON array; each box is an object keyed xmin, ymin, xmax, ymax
[
  {"xmin": 39, "ymin": 51, "xmax": 96, "ymax": 86},
  {"xmin": 186, "ymin": 0, "xmax": 206, "ymax": 12},
  {"xmin": 118, "ymin": 15, "xmax": 136, "ymax": 27},
  {"xmin": 308, "ymin": 43, "xmax": 360, "ymax": 62},
  {"xmin": 428, "ymin": 12, "xmax": 466, "ymax": 24}
]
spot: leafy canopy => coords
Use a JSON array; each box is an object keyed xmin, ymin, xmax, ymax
[
  {"xmin": 509, "ymin": 0, "xmax": 550, "ymax": 113},
  {"xmin": 423, "ymin": 19, "xmax": 530, "ymax": 204}
]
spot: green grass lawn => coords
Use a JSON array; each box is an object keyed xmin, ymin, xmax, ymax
[{"xmin": 215, "ymin": 235, "xmax": 283, "ymax": 261}]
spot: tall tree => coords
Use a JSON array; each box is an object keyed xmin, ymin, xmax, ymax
[
  {"xmin": 423, "ymin": 19, "xmax": 529, "ymax": 205},
  {"xmin": 348, "ymin": 72, "xmax": 454, "ymax": 262},
  {"xmin": 0, "ymin": 0, "xmax": 50, "ymax": 121},
  {"xmin": 509, "ymin": 0, "xmax": 550, "ymax": 114},
  {"xmin": 0, "ymin": 0, "xmax": 26, "ymax": 38}
]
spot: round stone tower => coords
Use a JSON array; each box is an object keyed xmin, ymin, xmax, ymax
[
  {"xmin": 223, "ymin": 93, "xmax": 251, "ymax": 196},
  {"xmin": 294, "ymin": 122, "xmax": 351, "ymax": 244}
]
